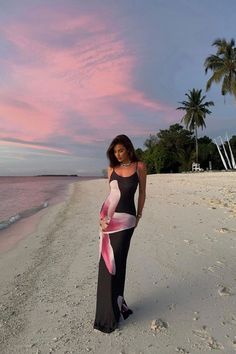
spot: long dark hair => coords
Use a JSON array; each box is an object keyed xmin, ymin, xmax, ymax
[{"xmin": 106, "ymin": 134, "xmax": 139, "ymax": 167}]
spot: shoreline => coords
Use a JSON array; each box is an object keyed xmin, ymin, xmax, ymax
[
  {"xmin": 0, "ymin": 172, "xmax": 236, "ymax": 353},
  {"xmin": 0, "ymin": 180, "xmax": 79, "ymax": 254}
]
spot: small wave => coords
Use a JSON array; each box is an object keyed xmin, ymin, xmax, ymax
[{"xmin": 0, "ymin": 200, "xmax": 49, "ymax": 231}]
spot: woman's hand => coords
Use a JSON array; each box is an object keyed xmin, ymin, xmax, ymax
[{"xmin": 99, "ymin": 217, "xmax": 110, "ymax": 231}]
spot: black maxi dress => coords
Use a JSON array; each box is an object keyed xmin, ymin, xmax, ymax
[{"xmin": 93, "ymin": 165, "xmax": 139, "ymax": 333}]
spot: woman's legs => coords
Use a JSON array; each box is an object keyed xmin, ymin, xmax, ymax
[{"xmin": 93, "ymin": 228, "xmax": 134, "ymax": 333}]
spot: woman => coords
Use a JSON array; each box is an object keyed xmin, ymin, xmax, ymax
[{"xmin": 93, "ymin": 134, "xmax": 147, "ymax": 333}]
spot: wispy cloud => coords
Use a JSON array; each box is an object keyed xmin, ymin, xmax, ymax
[
  {"xmin": 0, "ymin": 138, "xmax": 71, "ymax": 155},
  {"xmin": 0, "ymin": 4, "xmax": 171, "ymax": 150}
]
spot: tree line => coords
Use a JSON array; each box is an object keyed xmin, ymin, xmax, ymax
[
  {"xmin": 136, "ymin": 124, "xmax": 236, "ymax": 173},
  {"xmin": 137, "ymin": 38, "xmax": 236, "ymax": 173}
]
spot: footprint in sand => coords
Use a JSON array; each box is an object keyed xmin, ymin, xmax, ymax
[
  {"xmin": 192, "ymin": 327, "xmax": 224, "ymax": 350},
  {"xmin": 232, "ymin": 339, "xmax": 236, "ymax": 350},
  {"xmin": 193, "ymin": 311, "xmax": 200, "ymax": 321},
  {"xmin": 217, "ymin": 285, "xmax": 234, "ymax": 296},
  {"xmin": 168, "ymin": 303, "xmax": 176, "ymax": 311},
  {"xmin": 215, "ymin": 227, "xmax": 236, "ymax": 233},
  {"xmin": 203, "ymin": 260, "xmax": 226, "ymax": 273},
  {"xmin": 150, "ymin": 319, "xmax": 168, "ymax": 332},
  {"xmin": 183, "ymin": 239, "xmax": 194, "ymax": 245},
  {"xmin": 217, "ymin": 227, "xmax": 230, "ymax": 233},
  {"xmin": 175, "ymin": 347, "xmax": 189, "ymax": 353},
  {"xmin": 230, "ymin": 316, "xmax": 236, "ymax": 325}
]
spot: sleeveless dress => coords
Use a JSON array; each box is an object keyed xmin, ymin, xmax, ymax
[{"xmin": 93, "ymin": 164, "xmax": 139, "ymax": 333}]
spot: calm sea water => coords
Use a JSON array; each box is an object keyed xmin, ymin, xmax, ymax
[{"xmin": 0, "ymin": 176, "xmax": 82, "ymax": 231}]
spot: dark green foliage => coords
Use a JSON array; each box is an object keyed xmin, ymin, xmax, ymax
[
  {"xmin": 141, "ymin": 124, "xmax": 195, "ymax": 173},
  {"xmin": 197, "ymin": 138, "xmax": 214, "ymax": 170},
  {"xmin": 141, "ymin": 134, "xmax": 159, "ymax": 173},
  {"xmin": 137, "ymin": 126, "xmax": 235, "ymax": 174},
  {"xmin": 135, "ymin": 148, "xmax": 144, "ymax": 161},
  {"xmin": 197, "ymin": 136, "xmax": 224, "ymax": 170},
  {"xmin": 229, "ymin": 135, "xmax": 236, "ymax": 156}
]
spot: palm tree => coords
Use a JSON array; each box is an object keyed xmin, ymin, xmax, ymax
[
  {"xmin": 204, "ymin": 38, "xmax": 236, "ymax": 100},
  {"xmin": 177, "ymin": 89, "xmax": 214, "ymax": 163}
]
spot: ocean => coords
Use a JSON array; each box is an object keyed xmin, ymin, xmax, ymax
[{"xmin": 0, "ymin": 176, "xmax": 81, "ymax": 231}]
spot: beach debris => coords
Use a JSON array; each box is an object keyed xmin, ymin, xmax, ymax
[
  {"xmin": 218, "ymin": 285, "xmax": 233, "ymax": 296},
  {"xmin": 175, "ymin": 347, "xmax": 189, "ymax": 353},
  {"xmin": 150, "ymin": 318, "xmax": 168, "ymax": 332}
]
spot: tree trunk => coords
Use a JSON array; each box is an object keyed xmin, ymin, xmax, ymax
[{"xmin": 195, "ymin": 123, "xmax": 198, "ymax": 163}]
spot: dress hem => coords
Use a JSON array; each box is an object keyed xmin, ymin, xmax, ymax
[{"xmin": 93, "ymin": 323, "xmax": 118, "ymax": 333}]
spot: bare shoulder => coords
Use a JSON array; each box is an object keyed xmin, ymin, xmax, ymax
[{"xmin": 137, "ymin": 161, "xmax": 147, "ymax": 173}]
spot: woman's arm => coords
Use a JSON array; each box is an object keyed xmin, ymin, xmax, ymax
[
  {"xmin": 136, "ymin": 161, "xmax": 147, "ymax": 226},
  {"xmin": 100, "ymin": 166, "xmax": 113, "ymax": 230},
  {"xmin": 107, "ymin": 166, "xmax": 113, "ymax": 182}
]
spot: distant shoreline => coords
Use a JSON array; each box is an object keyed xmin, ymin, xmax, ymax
[{"xmin": 0, "ymin": 170, "xmax": 235, "ymax": 179}]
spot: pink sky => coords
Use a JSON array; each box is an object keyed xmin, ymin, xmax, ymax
[
  {"xmin": 0, "ymin": 6, "xmax": 174, "ymax": 152},
  {"xmin": 1, "ymin": 1, "xmax": 235, "ymax": 175}
]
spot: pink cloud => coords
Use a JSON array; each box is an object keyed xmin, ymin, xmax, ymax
[
  {"xmin": 0, "ymin": 139, "xmax": 70, "ymax": 155},
  {"xmin": 0, "ymin": 6, "xmax": 173, "ymax": 148}
]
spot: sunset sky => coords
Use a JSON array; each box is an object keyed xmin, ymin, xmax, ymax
[{"xmin": 1, "ymin": 0, "xmax": 236, "ymax": 176}]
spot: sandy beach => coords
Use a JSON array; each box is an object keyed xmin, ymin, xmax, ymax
[{"xmin": 0, "ymin": 172, "xmax": 236, "ymax": 354}]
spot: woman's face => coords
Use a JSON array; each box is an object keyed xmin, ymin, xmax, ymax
[{"xmin": 114, "ymin": 144, "xmax": 129, "ymax": 163}]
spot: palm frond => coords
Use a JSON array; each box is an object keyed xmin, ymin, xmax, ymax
[
  {"xmin": 204, "ymin": 38, "xmax": 236, "ymax": 99},
  {"xmin": 177, "ymin": 88, "xmax": 214, "ymax": 134}
]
